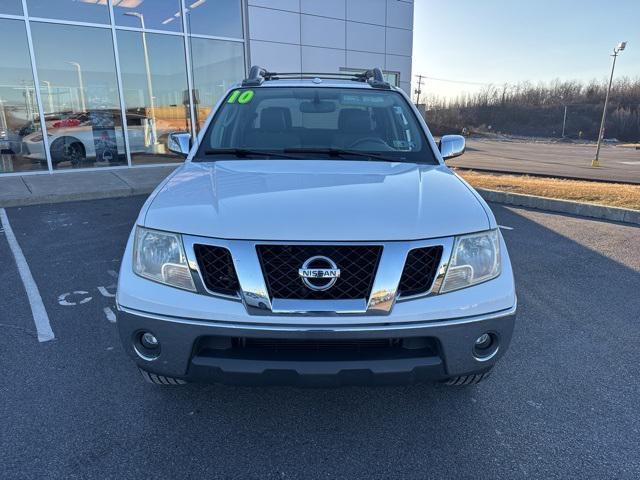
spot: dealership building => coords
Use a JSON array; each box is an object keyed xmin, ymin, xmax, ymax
[{"xmin": 0, "ymin": 0, "xmax": 414, "ymax": 176}]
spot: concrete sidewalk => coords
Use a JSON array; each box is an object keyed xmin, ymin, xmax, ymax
[{"xmin": 0, "ymin": 166, "xmax": 178, "ymax": 207}]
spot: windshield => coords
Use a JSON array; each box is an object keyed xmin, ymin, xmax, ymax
[{"xmin": 196, "ymin": 87, "xmax": 437, "ymax": 164}]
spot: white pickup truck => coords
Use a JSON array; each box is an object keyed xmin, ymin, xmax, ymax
[{"xmin": 116, "ymin": 67, "xmax": 517, "ymax": 387}]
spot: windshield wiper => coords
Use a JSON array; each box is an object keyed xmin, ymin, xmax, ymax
[
  {"xmin": 202, "ymin": 147, "xmax": 397, "ymax": 162},
  {"xmin": 283, "ymin": 148, "xmax": 395, "ymax": 161},
  {"xmin": 202, "ymin": 148, "xmax": 297, "ymax": 159}
]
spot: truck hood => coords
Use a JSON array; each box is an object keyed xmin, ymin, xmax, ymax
[{"xmin": 144, "ymin": 160, "xmax": 490, "ymax": 241}]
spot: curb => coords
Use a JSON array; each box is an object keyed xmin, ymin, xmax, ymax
[
  {"xmin": 453, "ymin": 166, "xmax": 640, "ymax": 185},
  {"xmin": 476, "ymin": 188, "xmax": 640, "ymax": 226},
  {"xmin": 0, "ymin": 187, "xmax": 154, "ymax": 208}
]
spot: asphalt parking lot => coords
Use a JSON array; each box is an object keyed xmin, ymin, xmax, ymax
[
  {"xmin": 449, "ymin": 139, "xmax": 640, "ymax": 183},
  {"xmin": 1, "ymin": 196, "xmax": 639, "ymax": 479}
]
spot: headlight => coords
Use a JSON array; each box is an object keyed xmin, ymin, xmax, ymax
[
  {"xmin": 133, "ymin": 227, "xmax": 196, "ymax": 291},
  {"xmin": 440, "ymin": 229, "xmax": 501, "ymax": 293}
]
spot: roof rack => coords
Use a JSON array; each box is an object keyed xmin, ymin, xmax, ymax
[{"xmin": 241, "ymin": 66, "xmax": 391, "ymax": 89}]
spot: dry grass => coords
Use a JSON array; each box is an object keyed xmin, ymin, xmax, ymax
[{"xmin": 457, "ymin": 170, "xmax": 640, "ymax": 211}]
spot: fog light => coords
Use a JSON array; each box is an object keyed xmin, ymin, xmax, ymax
[
  {"xmin": 473, "ymin": 332, "xmax": 498, "ymax": 360},
  {"xmin": 141, "ymin": 332, "xmax": 159, "ymax": 349},
  {"xmin": 134, "ymin": 331, "xmax": 161, "ymax": 361},
  {"xmin": 475, "ymin": 333, "xmax": 491, "ymax": 348}
]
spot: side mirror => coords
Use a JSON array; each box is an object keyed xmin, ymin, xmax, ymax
[
  {"xmin": 167, "ymin": 132, "xmax": 192, "ymax": 157},
  {"xmin": 439, "ymin": 134, "xmax": 466, "ymax": 161}
]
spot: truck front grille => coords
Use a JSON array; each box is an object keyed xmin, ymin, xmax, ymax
[
  {"xmin": 194, "ymin": 244, "xmax": 240, "ymax": 296},
  {"xmin": 398, "ymin": 246, "xmax": 443, "ymax": 297},
  {"xmin": 257, "ymin": 244, "xmax": 382, "ymax": 300}
]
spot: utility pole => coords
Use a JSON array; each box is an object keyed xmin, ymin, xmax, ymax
[
  {"xmin": 593, "ymin": 41, "xmax": 627, "ymax": 167},
  {"xmin": 561, "ymin": 105, "xmax": 567, "ymax": 138},
  {"xmin": 414, "ymin": 74, "xmax": 425, "ymax": 106}
]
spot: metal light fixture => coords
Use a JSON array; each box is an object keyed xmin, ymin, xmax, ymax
[
  {"xmin": 593, "ymin": 41, "xmax": 628, "ymax": 167},
  {"xmin": 123, "ymin": 12, "xmax": 162, "ymax": 153}
]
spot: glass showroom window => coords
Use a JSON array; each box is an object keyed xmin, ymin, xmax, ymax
[
  {"xmin": 117, "ymin": 30, "xmax": 190, "ymax": 165},
  {"xmin": 184, "ymin": 0, "xmax": 243, "ymax": 38},
  {"xmin": 189, "ymin": 38, "xmax": 245, "ymax": 130},
  {"xmin": 0, "ymin": 0, "xmax": 23, "ymax": 15},
  {"xmin": 0, "ymin": 19, "xmax": 46, "ymax": 174},
  {"xmin": 30, "ymin": 22, "xmax": 125, "ymax": 170},
  {"xmin": 26, "ymin": 0, "xmax": 109, "ymax": 24},
  {"xmin": 114, "ymin": 0, "xmax": 183, "ymax": 33}
]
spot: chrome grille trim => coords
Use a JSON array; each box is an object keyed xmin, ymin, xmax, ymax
[{"xmin": 182, "ymin": 236, "xmax": 454, "ymax": 315}]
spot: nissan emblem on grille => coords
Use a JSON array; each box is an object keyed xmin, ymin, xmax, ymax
[{"xmin": 298, "ymin": 256, "xmax": 341, "ymax": 291}]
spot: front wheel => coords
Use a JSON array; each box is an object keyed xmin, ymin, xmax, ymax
[{"xmin": 50, "ymin": 138, "xmax": 86, "ymax": 167}]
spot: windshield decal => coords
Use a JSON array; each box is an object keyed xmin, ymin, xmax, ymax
[
  {"xmin": 227, "ymin": 90, "xmax": 241, "ymax": 103},
  {"xmin": 227, "ymin": 90, "xmax": 255, "ymax": 104},
  {"xmin": 340, "ymin": 94, "xmax": 390, "ymax": 106},
  {"xmin": 238, "ymin": 90, "xmax": 255, "ymax": 104}
]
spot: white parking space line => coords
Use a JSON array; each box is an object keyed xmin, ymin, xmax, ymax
[
  {"xmin": 103, "ymin": 307, "xmax": 116, "ymax": 323},
  {"xmin": 499, "ymin": 225, "xmax": 514, "ymax": 231},
  {"xmin": 97, "ymin": 286, "xmax": 115, "ymax": 298},
  {"xmin": 0, "ymin": 208, "xmax": 55, "ymax": 342}
]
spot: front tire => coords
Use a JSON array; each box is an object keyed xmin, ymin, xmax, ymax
[
  {"xmin": 138, "ymin": 367, "xmax": 187, "ymax": 385},
  {"xmin": 444, "ymin": 370, "xmax": 492, "ymax": 386}
]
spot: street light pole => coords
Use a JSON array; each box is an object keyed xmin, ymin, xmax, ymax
[
  {"xmin": 20, "ymin": 82, "xmax": 34, "ymax": 122},
  {"xmin": 593, "ymin": 41, "xmax": 627, "ymax": 167},
  {"xmin": 67, "ymin": 62, "xmax": 86, "ymax": 112},
  {"xmin": 561, "ymin": 105, "xmax": 567, "ymax": 138},
  {"xmin": 124, "ymin": 12, "xmax": 159, "ymax": 150},
  {"xmin": 42, "ymin": 81, "xmax": 54, "ymax": 114}
]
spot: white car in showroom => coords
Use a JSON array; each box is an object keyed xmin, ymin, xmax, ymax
[
  {"xmin": 22, "ymin": 112, "xmax": 164, "ymax": 167},
  {"xmin": 116, "ymin": 67, "xmax": 517, "ymax": 387}
]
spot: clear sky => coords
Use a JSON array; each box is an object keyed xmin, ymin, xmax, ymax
[{"xmin": 412, "ymin": 0, "xmax": 640, "ymax": 101}]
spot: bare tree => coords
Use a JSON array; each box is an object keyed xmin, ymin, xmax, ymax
[{"xmin": 424, "ymin": 77, "xmax": 640, "ymax": 141}]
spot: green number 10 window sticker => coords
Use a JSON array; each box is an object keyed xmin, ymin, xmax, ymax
[{"xmin": 227, "ymin": 90, "xmax": 254, "ymax": 104}]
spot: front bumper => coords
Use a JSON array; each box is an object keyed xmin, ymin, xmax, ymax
[{"xmin": 117, "ymin": 304, "xmax": 516, "ymax": 386}]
